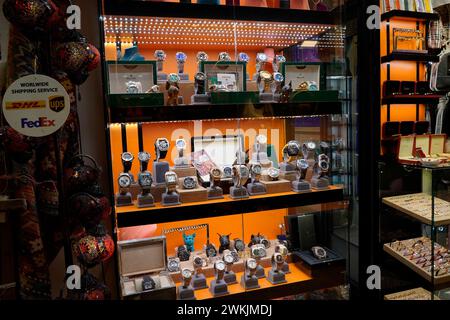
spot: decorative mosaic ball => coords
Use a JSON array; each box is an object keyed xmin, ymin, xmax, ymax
[
  {"xmin": 68, "ymin": 193, "xmax": 103, "ymax": 228},
  {"xmin": 74, "ymin": 228, "xmax": 114, "ymax": 267},
  {"xmin": 55, "ymin": 42, "xmax": 89, "ymax": 75},
  {"xmin": 70, "ymin": 67, "xmax": 89, "ymax": 85},
  {"xmin": 65, "ymin": 156, "xmax": 100, "ymax": 194},
  {"xmin": 97, "ymin": 196, "xmax": 112, "ymax": 220},
  {"xmin": 86, "ymin": 44, "xmax": 100, "ymax": 72},
  {"xmin": 2, "ymin": 0, "xmax": 59, "ymax": 35}
]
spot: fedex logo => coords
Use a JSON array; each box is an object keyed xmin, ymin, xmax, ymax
[{"xmin": 21, "ymin": 117, "xmax": 56, "ymax": 128}]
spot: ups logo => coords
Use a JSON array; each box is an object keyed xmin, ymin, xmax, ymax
[{"xmin": 49, "ymin": 96, "xmax": 66, "ymax": 112}]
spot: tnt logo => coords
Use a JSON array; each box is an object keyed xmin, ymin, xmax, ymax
[
  {"xmin": 49, "ymin": 95, "xmax": 66, "ymax": 112},
  {"xmin": 21, "ymin": 117, "xmax": 56, "ymax": 128}
]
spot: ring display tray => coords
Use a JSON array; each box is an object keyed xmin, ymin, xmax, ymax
[
  {"xmin": 384, "ymin": 288, "xmax": 439, "ymax": 300},
  {"xmin": 382, "ymin": 193, "xmax": 450, "ymax": 226}
]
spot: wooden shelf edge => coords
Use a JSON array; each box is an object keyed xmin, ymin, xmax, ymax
[{"xmin": 381, "ymin": 10, "xmax": 439, "ymax": 22}]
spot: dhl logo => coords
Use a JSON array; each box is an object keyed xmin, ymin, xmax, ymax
[{"xmin": 5, "ymin": 100, "xmax": 46, "ymax": 110}]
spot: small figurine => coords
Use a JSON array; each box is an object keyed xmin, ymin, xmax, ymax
[
  {"xmin": 280, "ymin": 81, "xmax": 293, "ymax": 103},
  {"xmin": 166, "ymin": 73, "xmax": 181, "ymax": 106},
  {"xmin": 218, "ymin": 233, "xmax": 231, "ymax": 254},
  {"xmin": 183, "ymin": 232, "xmax": 196, "ymax": 252}
]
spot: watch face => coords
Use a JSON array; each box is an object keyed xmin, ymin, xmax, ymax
[
  {"xmin": 273, "ymin": 72, "xmax": 284, "ymax": 83},
  {"xmin": 181, "ymin": 269, "xmax": 192, "ymax": 279},
  {"xmin": 287, "ymin": 141, "xmax": 301, "ymax": 156},
  {"xmin": 166, "ymin": 173, "xmax": 177, "ymax": 184},
  {"xmin": 259, "ymin": 71, "xmax": 272, "ymax": 82},
  {"xmin": 215, "ymin": 260, "xmax": 226, "ymax": 271},
  {"xmin": 195, "ymin": 72, "xmax": 206, "ymax": 81},
  {"xmin": 176, "ymin": 52, "xmax": 187, "ymax": 62},
  {"xmin": 275, "ymin": 55, "xmax": 286, "ymax": 63},
  {"xmin": 138, "ymin": 152, "xmax": 150, "ymax": 162},
  {"xmin": 224, "ymin": 254, "xmax": 234, "ymax": 264},
  {"xmin": 206, "ymin": 244, "xmax": 217, "ymax": 257},
  {"xmin": 176, "ymin": 139, "xmax": 186, "ymax": 149},
  {"xmin": 274, "ymin": 253, "xmax": 284, "ymax": 263},
  {"xmin": 154, "ymin": 50, "xmax": 166, "ymax": 60},
  {"xmin": 157, "ymin": 139, "xmax": 169, "ymax": 151},
  {"xmin": 138, "ymin": 173, "xmax": 153, "ymax": 187},
  {"xmin": 197, "ymin": 51, "xmax": 208, "ymax": 62},
  {"xmin": 118, "ymin": 174, "xmax": 132, "ymax": 188},
  {"xmin": 238, "ymin": 52, "xmax": 249, "ymax": 63},
  {"xmin": 298, "ymin": 159, "xmax": 309, "ymax": 170},
  {"xmin": 256, "ymin": 134, "xmax": 267, "ymax": 145},
  {"xmin": 122, "ymin": 152, "xmax": 134, "ymax": 162},
  {"xmin": 239, "ymin": 166, "xmax": 249, "ymax": 178},
  {"xmin": 307, "ymin": 142, "xmax": 316, "ymax": 151},
  {"xmin": 183, "ymin": 177, "xmax": 196, "ymax": 189},
  {"xmin": 276, "ymin": 245, "xmax": 288, "ymax": 257},
  {"xmin": 234, "ymin": 240, "xmax": 245, "ymax": 252},
  {"xmin": 247, "ymin": 259, "xmax": 257, "ymax": 270},
  {"xmin": 256, "ymin": 53, "xmax": 267, "ymax": 63},
  {"xmin": 211, "ymin": 168, "xmax": 222, "ymax": 179},
  {"xmin": 193, "ymin": 256, "xmax": 203, "ymax": 267},
  {"xmin": 268, "ymin": 167, "xmax": 280, "ymax": 179},
  {"xmin": 252, "ymin": 164, "xmax": 262, "ymax": 175},
  {"xmin": 223, "ymin": 166, "xmax": 232, "ymax": 178},
  {"xmin": 168, "ymin": 73, "xmax": 180, "ymax": 84},
  {"xmin": 167, "ymin": 259, "xmax": 180, "ymax": 272},
  {"xmin": 218, "ymin": 52, "xmax": 231, "ymax": 61},
  {"xmin": 126, "ymin": 83, "xmax": 139, "ymax": 94},
  {"xmin": 319, "ymin": 160, "xmax": 329, "ymax": 171}
]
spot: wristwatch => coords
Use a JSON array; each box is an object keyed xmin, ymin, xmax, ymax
[
  {"xmin": 273, "ymin": 54, "xmax": 286, "ymax": 72},
  {"xmin": 121, "ymin": 152, "xmax": 134, "ymax": 173},
  {"xmin": 176, "ymin": 139, "xmax": 186, "ymax": 158},
  {"xmin": 193, "ymin": 256, "xmax": 204, "ymax": 275},
  {"xmin": 177, "ymin": 246, "xmax": 191, "ymax": 262},
  {"xmin": 297, "ymin": 159, "xmax": 309, "ymax": 180},
  {"xmin": 250, "ymin": 164, "xmax": 262, "ymax": 183},
  {"xmin": 118, "ymin": 172, "xmax": 132, "ymax": 193},
  {"xmin": 222, "ymin": 165, "xmax": 233, "ymax": 179},
  {"xmin": 235, "ymin": 150, "xmax": 246, "ymax": 165},
  {"xmin": 246, "ymin": 258, "xmax": 258, "ymax": 278},
  {"xmin": 183, "ymin": 176, "xmax": 197, "ymax": 190},
  {"xmin": 256, "ymin": 52, "xmax": 268, "ymax": 72},
  {"xmin": 230, "ymin": 250, "xmax": 239, "ymax": 263},
  {"xmin": 275, "ymin": 244, "xmax": 289, "ymax": 258},
  {"xmin": 142, "ymin": 275, "xmax": 156, "ymax": 291},
  {"xmin": 251, "ymin": 244, "xmax": 267, "ymax": 259},
  {"xmin": 218, "ymin": 52, "xmax": 231, "ymax": 62},
  {"xmin": 154, "ymin": 50, "xmax": 166, "ymax": 61},
  {"xmin": 223, "ymin": 250, "xmax": 235, "ymax": 272},
  {"xmin": 196, "ymin": 51, "xmax": 208, "ymax": 71},
  {"xmin": 272, "ymin": 252, "xmax": 285, "ymax": 272},
  {"xmin": 214, "ymin": 260, "xmax": 226, "ymax": 281},
  {"xmin": 155, "ymin": 138, "xmax": 170, "ymax": 161},
  {"xmin": 126, "ymin": 81, "xmax": 142, "ymax": 94},
  {"xmin": 238, "ymin": 52, "xmax": 249, "ymax": 63},
  {"xmin": 167, "ymin": 257, "xmax": 180, "ymax": 273},
  {"xmin": 232, "ymin": 165, "xmax": 249, "ymax": 188},
  {"xmin": 258, "ymin": 71, "xmax": 273, "ymax": 93},
  {"xmin": 205, "ymin": 242, "xmax": 217, "ymax": 258},
  {"xmin": 311, "ymin": 246, "xmax": 327, "ymax": 260},
  {"xmin": 318, "ymin": 154, "xmax": 330, "ymax": 178},
  {"xmin": 302, "ymin": 141, "xmax": 317, "ymax": 158},
  {"xmin": 137, "ymin": 171, "xmax": 153, "ymax": 193},
  {"xmin": 210, "ymin": 168, "xmax": 222, "ymax": 187},
  {"xmin": 167, "ymin": 73, "xmax": 180, "ymax": 86},
  {"xmin": 181, "ymin": 269, "xmax": 193, "ymax": 288},
  {"xmin": 255, "ymin": 134, "xmax": 268, "ymax": 153},
  {"xmin": 267, "ymin": 167, "xmax": 280, "ymax": 181},
  {"xmin": 165, "ymin": 171, "xmax": 178, "ymax": 193},
  {"xmin": 260, "ymin": 235, "xmax": 270, "ymax": 249},
  {"xmin": 320, "ymin": 141, "xmax": 330, "ymax": 154},
  {"xmin": 283, "ymin": 141, "xmax": 301, "ymax": 162},
  {"xmin": 272, "ymin": 72, "xmax": 284, "ymax": 93},
  {"xmin": 234, "ymin": 238, "xmax": 246, "ymax": 252},
  {"xmin": 138, "ymin": 151, "xmax": 151, "ymax": 172},
  {"xmin": 176, "ymin": 52, "xmax": 187, "ymax": 73},
  {"xmin": 194, "ymin": 72, "xmax": 206, "ymax": 95}
]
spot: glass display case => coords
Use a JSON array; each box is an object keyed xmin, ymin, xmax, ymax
[{"xmin": 100, "ymin": 0, "xmax": 355, "ymax": 300}]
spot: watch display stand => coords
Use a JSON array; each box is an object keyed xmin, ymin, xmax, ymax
[
  {"xmin": 247, "ymin": 182, "xmax": 267, "ymax": 196},
  {"xmin": 153, "ymin": 161, "xmax": 170, "ymax": 185},
  {"xmin": 224, "ymin": 271, "xmax": 237, "ymax": 285},
  {"xmin": 259, "ymin": 92, "xmax": 273, "ymax": 102},
  {"xmin": 171, "ymin": 166, "xmax": 196, "ymax": 178},
  {"xmin": 273, "ymin": 93, "xmax": 281, "ymax": 102},
  {"xmin": 191, "ymin": 273, "xmax": 208, "ymax": 290},
  {"xmin": 177, "ymin": 179, "xmax": 208, "ymax": 203},
  {"xmin": 267, "ymin": 269, "xmax": 287, "ymax": 285},
  {"xmin": 240, "ymin": 273, "xmax": 260, "ymax": 290},
  {"xmin": 161, "ymin": 191, "xmax": 181, "ymax": 206},
  {"xmin": 178, "ymin": 73, "xmax": 189, "ymax": 82},
  {"xmin": 230, "ymin": 186, "xmax": 250, "ymax": 199},
  {"xmin": 191, "ymin": 94, "xmax": 210, "ymax": 105},
  {"xmin": 174, "ymin": 157, "xmax": 190, "ymax": 168},
  {"xmin": 157, "ymin": 73, "xmax": 168, "ymax": 82},
  {"xmin": 292, "ymin": 180, "xmax": 311, "ymax": 193},
  {"xmin": 177, "ymin": 285, "xmax": 196, "ymax": 300},
  {"xmin": 260, "ymin": 179, "xmax": 291, "ymax": 194},
  {"xmin": 207, "ymin": 186, "xmax": 224, "ymax": 200},
  {"xmin": 150, "ymin": 184, "xmax": 166, "ymax": 203},
  {"xmin": 116, "ymin": 192, "xmax": 133, "ymax": 207},
  {"xmin": 255, "ymin": 265, "xmax": 266, "ymax": 279},
  {"xmin": 282, "ymin": 262, "xmax": 291, "ymax": 274},
  {"xmin": 279, "ymin": 162, "xmax": 298, "ymax": 182},
  {"xmin": 311, "ymin": 176, "xmax": 330, "ymax": 190},
  {"xmin": 209, "ymin": 279, "xmax": 229, "ymax": 297},
  {"xmin": 137, "ymin": 192, "xmax": 155, "ymax": 208}
]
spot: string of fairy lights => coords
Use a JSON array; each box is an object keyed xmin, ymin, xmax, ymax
[{"xmin": 102, "ymin": 16, "xmax": 345, "ymax": 49}]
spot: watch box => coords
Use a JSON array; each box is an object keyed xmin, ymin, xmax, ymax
[
  {"xmin": 400, "ymin": 121, "xmax": 415, "ymax": 136},
  {"xmin": 430, "ymin": 134, "xmax": 447, "ymax": 157},
  {"xmin": 106, "ymin": 61, "xmax": 164, "ymax": 108},
  {"xmin": 177, "ymin": 177, "xmax": 208, "ymax": 203},
  {"xmin": 281, "ymin": 62, "xmax": 324, "ymax": 91},
  {"xmin": 118, "ymin": 236, "xmax": 176, "ymax": 300},
  {"xmin": 414, "ymin": 134, "xmax": 431, "ymax": 157},
  {"xmin": 396, "ymin": 135, "xmax": 418, "ymax": 165},
  {"xmin": 415, "ymin": 81, "xmax": 430, "ymax": 95},
  {"xmin": 382, "ymin": 121, "xmax": 400, "ymax": 139},
  {"xmin": 200, "ymin": 61, "xmax": 247, "ymax": 92},
  {"xmin": 414, "ymin": 121, "xmax": 429, "ymax": 135},
  {"xmin": 382, "ymin": 80, "xmax": 401, "ymax": 97},
  {"xmin": 400, "ymin": 81, "xmax": 416, "ymax": 95}
]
